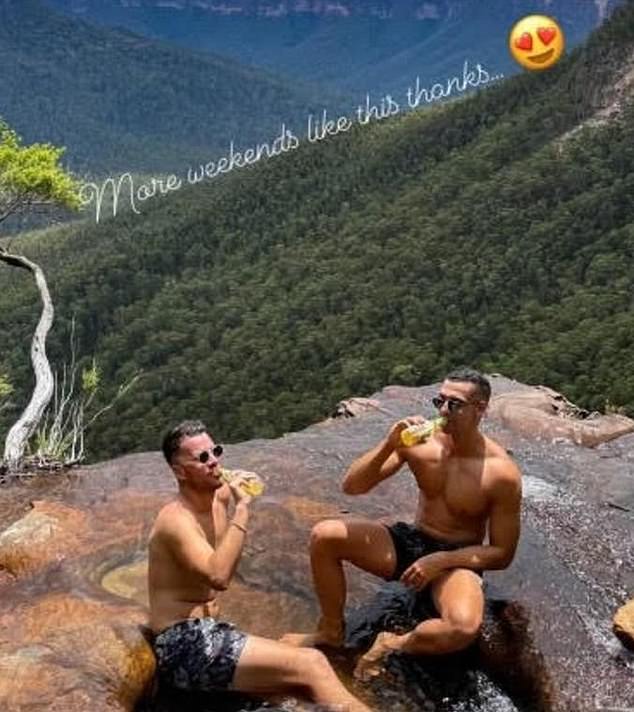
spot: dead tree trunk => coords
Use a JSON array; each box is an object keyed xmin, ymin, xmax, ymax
[{"xmin": 0, "ymin": 247, "xmax": 54, "ymax": 472}]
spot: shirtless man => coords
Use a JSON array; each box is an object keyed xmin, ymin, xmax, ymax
[
  {"xmin": 281, "ymin": 369, "xmax": 522, "ymax": 680},
  {"xmin": 148, "ymin": 420, "xmax": 370, "ymax": 711}
]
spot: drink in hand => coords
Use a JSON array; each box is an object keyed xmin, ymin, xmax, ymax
[
  {"xmin": 218, "ymin": 467, "xmax": 265, "ymax": 497},
  {"xmin": 400, "ymin": 416, "xmax": 447, "ymax": 447}
]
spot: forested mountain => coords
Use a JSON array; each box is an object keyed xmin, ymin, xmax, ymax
[
  {"xmin": 45, "ymin": 0, "xmax": 626, "ymax": 97},
  {"xmin": 0, "ymin": 0, "xmax": 343, "ymax": 174},
  {"xmin": 1, "ymin": 0, "xmax": 633, "ymax": 460}
]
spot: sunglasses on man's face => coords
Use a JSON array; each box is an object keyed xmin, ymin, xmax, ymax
[
  {"xmin": 196, "ymin": 444, "xmax": 224, "ymax": 463},
  {"xmin": 432, "ymin": 395, "xmax": 477, "ymax": 413}
]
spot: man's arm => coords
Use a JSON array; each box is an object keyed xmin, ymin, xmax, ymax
[
  {"xmin": 165, "ymin": 500, "xmax": 250, "ymax": 591},
  {"xmin": 212, "ymin": 483, "xmax": 232, "ymax": 540},
  {"xmin": 342, "ymin": 439, "xmax": 405, "ymax": 495},
  {"xmin": 343, "ymin": 414, "xmax": 432, "ymax": 494}
]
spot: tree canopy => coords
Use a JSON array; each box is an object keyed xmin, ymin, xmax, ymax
[{"xmin": 0, "ymin": 120, "xmax": 81, "ymax": 225}]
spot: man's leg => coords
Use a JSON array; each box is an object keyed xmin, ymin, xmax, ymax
[
  {"xmin": 281, "ymin": 518, "xmax": 398, "ymax": 647},
  {"xmin": 232, "ymin": 634, "xmax": 371, "ymax": 712},
  {"xmin": 354, "ymin": 568, "xmax": 484, "ymax": 679}
]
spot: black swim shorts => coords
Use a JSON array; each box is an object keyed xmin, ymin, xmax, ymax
[
  {"xmin": 153, "ymin": 617, "xmax": 248, "ymax": 691},
  {"xmin": 385, "ymin": 521, "xmax": 483, "ymax": 581}
]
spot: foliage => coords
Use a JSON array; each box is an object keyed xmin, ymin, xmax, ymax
[
  {"xmin": 0, "ymin": 119, "xmax": 81, "ymax": 224},
  {"xmin": 0, "ymin": 374, "xmax": 12, "ymax": 413},
  {"xmin": 82, "ymin": 359, "xmax": 101, "ymax": 394},
  {"xmin": 0, "ymin": 1, "xmax": 633, "ymax": 460},
  {"xmin": 32, "ymin": 347, "xmax": 141, "ymax": 466}
]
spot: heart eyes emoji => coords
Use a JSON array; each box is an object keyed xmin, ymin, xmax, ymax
[
  {"xmin": 509, "ymin": 15, "xmax": 565, "ymax": 71},
  {"xmin": 514, "ymin": 27, "xmax": 557, "ymax": 52}
]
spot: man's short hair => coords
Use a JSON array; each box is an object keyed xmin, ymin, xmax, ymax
[
  {"xmin": 445, "ymin": 367, "xmax": 491, "ymax": 402},
  {"xmin": 162, "ymin": 419, "xmax": 208, "ymax": 464}
]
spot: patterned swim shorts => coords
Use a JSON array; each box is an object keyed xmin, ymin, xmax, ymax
[{"xmin": 153, "ymin": 617, "xmax": 248, "ymax": 691}]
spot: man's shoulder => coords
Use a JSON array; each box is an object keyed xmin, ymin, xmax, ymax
[
  {"xmin": 151, "ymin": 500, "xmax": 196, "ymax": 541},
  {"xmin": 484, "ymin": 436, "xmax": 518, "ymax": 467},
  {"xmin": 484, "ymin": 441, "xmax": 522, "ymax": 499}
]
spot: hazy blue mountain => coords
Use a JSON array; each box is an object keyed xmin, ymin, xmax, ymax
[
  {"xmin": 0, "ymin": 0, "xmax": 345, "ymax": 175},
  {"xmin": 45, "ymin": 0, "xmax": 626, "ymax": 97}
]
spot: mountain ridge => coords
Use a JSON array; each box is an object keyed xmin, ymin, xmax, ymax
[
  {"xmin": 0, "ymin": 0, "xmax": 344, "ymax": 174},
  {"xmin": 49, "ymin": 0, "xmax": 620, "ymax": 22},
  {"xmin": 44, "ymin": 0, "xmax": 627, "ymax": 98}
]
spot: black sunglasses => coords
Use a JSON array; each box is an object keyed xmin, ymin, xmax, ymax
[
  {"xmin": 196, "ymin": 444, "xmax": 224, "ymax": 463},
  {"xmin": 432, "ymin": 395, "xmax": 476, "ymax": 413}
]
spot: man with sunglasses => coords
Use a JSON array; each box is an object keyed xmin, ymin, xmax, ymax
[
  {"xmin": 281, "ymin": 368, "xmax": 522, "ymax": 680},
  {"xmin": 148, "ymin": 420, "xmax": 370, "ymax": 711}
]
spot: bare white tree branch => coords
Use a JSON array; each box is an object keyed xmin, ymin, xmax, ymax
[{"xmin": 0, "ymin": 247, "xmax": 55, "ymax": 471}]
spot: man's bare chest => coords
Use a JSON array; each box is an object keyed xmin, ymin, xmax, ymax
[
  {"xmin": 196, "ymin": 501, "xmax": 228, "ymax": 546},
  {"xmin": 411, "ymin": 456, "xmax": 492, "ymax": 519}
]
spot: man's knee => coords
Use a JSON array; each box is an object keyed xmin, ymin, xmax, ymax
[
  {"xmin": 295, "ymin": 648, "xmax": 332, "ymax": 677},
  {"xmin": 310, "ymin": 519, "xmax": 346, "ymax": 553},
  {"xmin": 442, "ymin": 609, "xmax": 482, "ymax": 649},
  {"xmin": 409, "ymin": 605, "xmax": 482, "ymax": 651}
]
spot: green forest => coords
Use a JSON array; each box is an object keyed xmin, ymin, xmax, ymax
[{"xmin": 1, "ymin": 1, "xmax": 633, "ymax": 461}]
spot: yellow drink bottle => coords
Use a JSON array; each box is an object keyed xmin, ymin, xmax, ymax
[
  {"xmin": 218, "ymin": 467, "xmax": 265, "ymax": 497},
  {"xmin": 400, "ymin": 416, "xmax": 447, "ymax": 447}
]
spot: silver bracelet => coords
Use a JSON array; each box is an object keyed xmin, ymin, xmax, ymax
[{"xmin": 230, "ymin": 520, "xmax": 247, "ymax": 534}]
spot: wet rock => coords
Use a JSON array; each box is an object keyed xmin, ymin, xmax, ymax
[
  {"xmin": 102, "ymin": 559, "xmax": 150, "ymax": 608},
  {"xmin": 488, "ymin": 386, "xmax": 634, "ymax": 447},
  {"xmin": 0, "ymin": 647, "xmax": 100, "ymax": 712},
  {"xmin": 0, "ymin": 489, "xmax": 168, "ymax": 581},
  {"xmin": 613, "ymin": 598, "xmax": 634, "ymax": 650},
  {"xmin": 332, "ymin": 397, "xmax": 384, "ymax": 418},
  {"xmin": 0, "ymin": 593, "xmax": 154, "ymax": 712},
  {"xmin": 0, "ymin": 501, "xmax": 90, "ymax": 577},
  {"xmin": 281, "ymin": 495, "xmax": 343, "ymax": 524}
]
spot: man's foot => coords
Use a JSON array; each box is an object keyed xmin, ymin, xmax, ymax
[
  {"xmin": 279, "ymin": 629, "xmax": 344, "ymax": 648},
  {"xmin": 353, "ymin": 632, "xmax": 399, "ymax": 681},
  {"xmin": 280, "ymin": 618, "xmax": 345, "ymax": 648}
]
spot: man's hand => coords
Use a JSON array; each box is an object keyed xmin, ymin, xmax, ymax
[
  {"xmin": 386, "ymin": 415, "xmax": 426, "ymax": 450},
  {"xmin": 225, "ymin": 471, "xmax": 254, "ymax": 507},
  {"xmin": 400, "ymin": 552, "xmax": 449, "ymax": 591}
]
